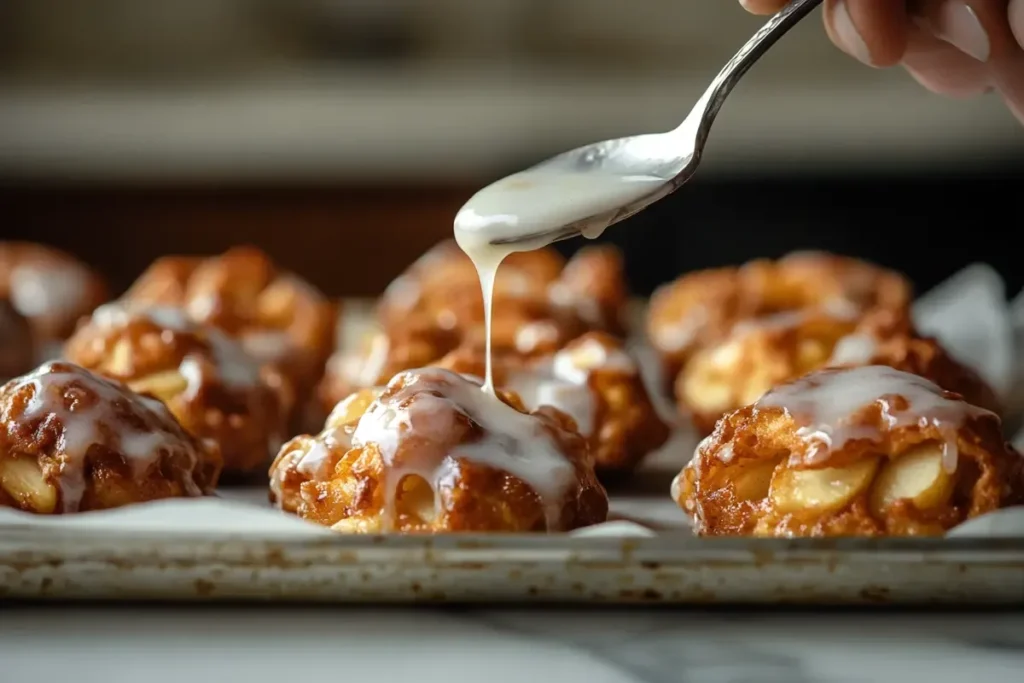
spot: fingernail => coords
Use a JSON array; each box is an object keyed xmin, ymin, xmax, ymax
[
  {"xmin": 832, "ymin": 0, "xmax": 874, "ymax": 64},
  {"xmin": 1010, "ymin": 0, "xmax": 1024, "ymax": 50},
  {"xmin": 931, "ymin": 1, "xmax": 990, "ymax": 62}
]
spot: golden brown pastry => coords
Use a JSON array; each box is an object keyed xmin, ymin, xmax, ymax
[
  {"xmin": 320, "ymin": 240, "xmax": 633, "ymax": 412},
  {"xmin": 647, "ymin": 252, "xmax": 913, "ymax": 393},
  {"xmin": 64, "ymin": 304, "xmax": 289, "ymax": 476},
  {"xmin": 0, "ymin": 361, "xmax": 221, "ymax": 513},
  {"xmin": 674, "ymin": 365, "xmax": 1024, "ymax": 537},
  {"xmin": 829, "ymin": 332, "xmax": 1002, "ymax": 415},
  {"xmin": 270, "ymin": 367, "xmax": 608, "ymax": 533},
  {"xmin": 436, "ymin": 332, "xmax": 670, "ymax": 478},
  {"xmin": 0, "ymin": 241, "xmax": 108, "ymax": 351},
  {"xmin": 377, "ymin": 240, "xmax": 564, "ymax": 334},
  {"xmin": 674, "ymin": 305, "xmax": 996, "ymax": 435},
  {"xmin": 121, "ymin": 245, "xmax": 336, "ymax": 426},
  {"xmin": 546, "ymin": 245, "xmax": 629, "ymax": 336},
  {"xmin": 377, "ymin": 239, "xmax": 627, "ymax": 342},
  {"xmin": 318, "ymin": 320, "xmax": 461, "ymax": 414}
]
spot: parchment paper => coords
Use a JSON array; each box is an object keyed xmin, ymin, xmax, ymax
[{"xmin": 1, "ymin": 265, "xmax": 1022, "ymax": 538}]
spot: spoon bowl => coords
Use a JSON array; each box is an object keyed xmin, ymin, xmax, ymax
[{"xmin": 462, "ymin": 0, "xmax": 823, "ymax": 249}]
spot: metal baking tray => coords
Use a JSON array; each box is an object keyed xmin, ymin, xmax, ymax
[
  {"xmin": 2, "ymin": 283, "xmax": 1023, "ymax": 606},
  {"xmin": 3, "ymin": 527, "xmax": 1024, "ymax": 605}
]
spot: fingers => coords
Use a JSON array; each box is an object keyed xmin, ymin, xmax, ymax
[
  {"xmin": 823, "ymin": 0, "xmax": 910, "ymax": 66},
  {"xmin": 739, "ymin": 0, "xmax": 789, "ymax": 15},
  {"xmin": 1012, "ymin": 0, "xmax": 1024, "ymax": 48},
  {"xmin": 901, "ymin": 21, "xmax": 993, "ymax": 96},
  {"xmin": 913, "ymin": 0, "xmax": 1024, "ymax": 120}
]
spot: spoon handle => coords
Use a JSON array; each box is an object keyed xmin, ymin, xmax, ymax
[{"xmin": 682, "ymin": 0, "xmax": 824, "ymax": 153}]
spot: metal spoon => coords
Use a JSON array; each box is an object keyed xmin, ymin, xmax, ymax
[{"xmin": 486, "ymin": 0, "xmax": 824, "ymax": 247}]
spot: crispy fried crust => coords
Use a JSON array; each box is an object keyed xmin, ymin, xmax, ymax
[
  {"xmin": 647, "ymin": 252, "xmax": 912, "ymax": 392},
  {"xmin": 547, "ymin": 245, "xmax": 629, "ymax": 336},
  {"xmin": 675, "ymin": 366, "xmax": 1024, "ymax": 537},
  {"xmin": 122, "ymin": 246, "xmax": 336, "ymax": 415},
  {"xmin": 377, "ymin": 240, "xmax": 565, "ymax": 333},
  {"xmin": 64, "ymin": 305, "xmax": 289, "ymax": 475},
  {"xmin": 675, "ymin": 305, "xmax": 995, "ymax": 436},
  {"xmin": 322, "ymin": 241, "xmax": 632, "ymax": 407},
  {"xmin": 270, "ymin": 368, "xmax": 608, "ymax": 533},
  {"xmin": 0, "ymin": 361, "xmax": 221, "ymax": 513},
  {"xmin": 853, "ymin": 335, "xmax": 1002, "ymax": 415},
  {"xmin": 318, "ymin": 320, "xmax": 461, "ymax": 413},
  {"xmin": 0, "ymin": 241, "xmax": 108, "ymax": 344},
  {"xmin": 377, "ymin": 240, "xmax": 626, "ymax": 341},
  {"xmin": 435, "ymin": 332, "xmax": 670, "ymax": 477},
  {"xmin": 677, "ymin": 310, "xmax": 865, "ymax": 435}
]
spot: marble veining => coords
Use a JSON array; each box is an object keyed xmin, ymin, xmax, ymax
[{"xmin": 5, "ymin": 606, "xmax": 1018, "ymax": 683}]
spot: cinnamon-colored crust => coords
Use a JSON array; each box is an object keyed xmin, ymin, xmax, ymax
[
  {"xmin": 270, "ymin": 370, "xmax": 608, "ymax": 533},
  {"xmin": 0, "ymin": 361, "xmax": 221, "ymax": 514},
  {"xmin": 318, "ymin": 319, "xmax": 461, "ymax": 413},
  {"xmin": 122, "ymin": 246, "xmax": 336, "ymax": 425},
  {"xmin": 677, "ymin": 310, "xmax": 866, "ymax": 435},
  {"xmin": 321, "ymin": 241, "xmax": 631, "ymax": 409},
  {"xmin": 675, "ymin": 371, "xmax": 1023, "ymax": 537},
  {"xmin": 674, "ymin": 306, "xmax": 994, "ymax": 436},
  {"xmin": 378, "ymin": 240, "xmax": 626, "ymax": 341},
  {"xmin": 647, "ymin": 252, "xmax": 913, "ymax": 392},
  {"xmin": 0, "ymin": 241, "xmax": 108, "ymax": 345},
  {"xmin": 64, "ymin": 305, "xmax": 289, "ymax": 476},
  {"xmin": 850, "ymin": 335, "xmax": 1002, "ymax": 415}
]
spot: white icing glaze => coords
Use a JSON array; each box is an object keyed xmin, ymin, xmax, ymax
[
  {"xmin": 755, "ymin": 365, "xmax": 994, "ymax": 471},
  {"xmin": 552, "ymin": 336, "xmax": 635, "ymax": 385},
  {"xmin": 351, "ymin": 367, "xmax": 576, "ymax": 530},
  {"xmin": 92, "ymin": 303, "xmax": 261, "ymax": 393},
  {"xmin": 507, "ymin": 367, "xmax": 595, "ymax": 437},
  {"xmin": 507, "ymin": 338, "xmax": 636, "ymax": 438},
  {"xmin": 9, "ymin": 362, "xmax": 203, "ymax": 511},
  {"xmin": 9, "ymin": 262, "xmax": 91, "ymax": 321},
  {"xmin": 454, "ymin": 168, "xmax": 664, "ymax": 396}
]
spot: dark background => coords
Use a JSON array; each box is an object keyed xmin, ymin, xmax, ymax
[
  {"xmin": 1, "ymin": 0, "xmax": 1022, "ymax": 301},
  {"xmin": 3, "ymin": 165, "xmax": 1021, "ymax": 300}
]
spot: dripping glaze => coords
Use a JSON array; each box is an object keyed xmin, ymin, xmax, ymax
[
  {"xmin": 754, "ymin": 365, "xmax": 995, "ymax": 472},
  {"xmin": 454, "ymin": 168, "xmax": 665, "ymax": 393},
  {"xmin": 351, "ymin": 367, "xmax": 576, "ymax": 530},
  {"xmin": 8, "ymin": 362, "xmax": 204, "ymax": 511}
]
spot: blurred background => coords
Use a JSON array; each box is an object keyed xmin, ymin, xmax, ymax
[{"xmin": 0, "ymin": 0, "xmax": 1021, "ymax": 298}]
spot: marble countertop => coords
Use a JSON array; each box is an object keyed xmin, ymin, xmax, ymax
[{"xmin": 2, "ymin": 606, "xmax": 1022, "ymax": 682}]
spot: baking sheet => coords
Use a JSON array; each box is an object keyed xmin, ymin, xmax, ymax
[{"xmin": 2, "ymin": 264, "xmax": 1024, "ymax": 604}]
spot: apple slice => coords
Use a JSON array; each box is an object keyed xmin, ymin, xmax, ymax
[
  {"xmin": 0, "ymin": 456, "xmax": 57, "ymax": 513},
  {"xmin": 327, "ymin": 388, "xmax": 381, "ymax": 428},
  {"xmin": 681, "ymin": 372, "xmax": 733, "ymax": 412},
  {"xmin": 769, "ymin": 458, "xmax": 879, "ymax": 514},
  {"xmin": 869, "ymin": 443, "xmax": 953, "ymax": 515},
  {"xmin": 128, "ymin": 370, "xmax": 189, "ymax": 402},
  {"xmin": 729, "ymin": 460, "xmax": 779, "ymax": 501}
]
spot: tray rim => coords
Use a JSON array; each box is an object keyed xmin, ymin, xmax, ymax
[{"xmin": 4, "ymin": 527, "xmax": 1024, "ymax": 563}]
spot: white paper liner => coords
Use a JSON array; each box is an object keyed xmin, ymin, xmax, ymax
[{"xmin": 0, "ymin": 265, "xmax": 1021, "ymax": 540}]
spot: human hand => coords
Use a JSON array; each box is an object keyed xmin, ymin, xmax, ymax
[{"xmin": 739, "ymin": 0, "xmax": 1024, "ymax": 121}]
